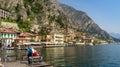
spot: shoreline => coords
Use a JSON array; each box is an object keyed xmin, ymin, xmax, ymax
[
  {"xmin": 42, "ymin": 44, "xmax": 78, "ymax": 48},
  {"xmin": 5, "ymin": 43, "xmax": 112, "ymax": 50}
]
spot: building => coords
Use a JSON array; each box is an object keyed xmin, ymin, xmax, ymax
[
  {"xmin": 50, "ymin": 29, "xmax": 64, "ymax": 44},
  {"xmin": 14, "ymin": 32, "xmax": 39, "ymax": 47},
  {"xmin": 53, "ymin": 33, "xmax": 64, "ymax": 44},
  {"xmin": 44, "ymin": 29, "xmax": 64, "ymax": 45},
  {"xmin": 14, "ymin": 38, "xmax": 30, "ymax": 47},
  {"xmin": 19, "ymin": 32, "xmax": 35, "ymax": 40},
  {"xmin": 0, "ymin": 28, "xmax": 17, "ymax": 47},
  {"xmin": 64, "ymin": 28, "xmax": 76, "ymax": 43},
  {"xmin": 46, "ymin": 33, "xmax": 64, "ymax": 44},
  {"xmin": 18, "ymin": 32, "xmax": 39, "ymax": 41},
  {"xmin": 0, "ymin": 9, "xmax": 11, "ymax": 19}
]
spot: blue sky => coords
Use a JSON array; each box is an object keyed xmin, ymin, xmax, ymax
[{"xmin": 59, "ymin": 0, "xmax": 120, "ymax": 33}]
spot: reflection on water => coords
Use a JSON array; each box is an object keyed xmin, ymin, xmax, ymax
[
  {"xmin": 42, "ymin": 44, "xmax": 120, "ymax": 67},
  {"xmin": 5, "ymin": 44, "xmax": 120, "ymax": 67}
]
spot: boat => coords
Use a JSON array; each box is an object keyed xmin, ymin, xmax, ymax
[
  {"xmin": 86, "ymin": 43, "xmax": 94, "ymax": 46},
  {"xmin": 6, "ymin": 47, "xmax": 15, "ymax": 50},
  {"xmin": 89, "ymin": 43, "xmax": 93, "ymax": 46}
]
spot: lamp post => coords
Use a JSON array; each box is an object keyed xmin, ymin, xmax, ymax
[{"xmin": 1, "ymin": 38, "xmax": 7, "ymax": 67}]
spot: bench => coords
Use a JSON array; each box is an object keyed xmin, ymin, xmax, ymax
[
  {"xmin": 29, "ymin": 56, "xmax": 43, "ymax": 63},
  {"xmin": 7, "ymin": 55, "xmax": 17, "ymax": 62}
]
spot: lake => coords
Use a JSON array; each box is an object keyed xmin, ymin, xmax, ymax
[
  {"xmin": 41, "ymin": 44, "xmax": 120, "ymax": 67},
  {"xmin": 5, "ymin": 44, "xmax": 120, "ymax": 67}
]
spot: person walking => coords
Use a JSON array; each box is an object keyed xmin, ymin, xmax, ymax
[{"xmin": 27, "ymin": 46, "xmax": 32, "ymax": 64}]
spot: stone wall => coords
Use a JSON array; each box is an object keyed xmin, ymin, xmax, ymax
[{"xmin": 1, "ymin": 22, "xmax": 19, "ymax": 30}]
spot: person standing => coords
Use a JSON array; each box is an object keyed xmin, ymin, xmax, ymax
[{"xmin": 27, "ymin": 46, "xmax": 32, "ymax": 64}]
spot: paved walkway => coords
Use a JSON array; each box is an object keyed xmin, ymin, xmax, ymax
[
  {"xmin": 0, "ymin": 56, "xmax": 52, "ymax": 67},
  {"xmin": 0, "ymin": 57, "xmax": 4, "ymax": 67},
  {"xmin": 0, "ymin": 63, "xmax": 4, "ymax": 67},
  {"xmin": 2, "ymin": 61, "xmax": 52, "ymax": 67},
  {"xmin": 4, "ymin": 61, "xmax": 29, "ymax": 67}
]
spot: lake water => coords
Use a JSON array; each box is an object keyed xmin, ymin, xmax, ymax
[
  {"xmin": 5, "ymin": 44, "xmax": 120, "ymax": 67},
  {"xmin": 41, "ymin": 44, "xmax": 120, "ymax": 67}
]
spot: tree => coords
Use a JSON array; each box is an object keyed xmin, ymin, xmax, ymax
[
  {"xmin": 39, "ymin": 27, "xmax": 49, "ymax": 42},
  {"xmin": 30, "ymin": 39, "xmax": 35, "ymax": 42}
]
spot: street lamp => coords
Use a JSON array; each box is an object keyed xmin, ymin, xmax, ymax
[{"xmin": 2, "ymin": 39, "xmax": 7, "ymax": 67}]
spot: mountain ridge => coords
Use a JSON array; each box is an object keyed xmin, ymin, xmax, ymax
[{"xmin": 59, "ymin": 3, "xmax": 114, "ymax": 41}]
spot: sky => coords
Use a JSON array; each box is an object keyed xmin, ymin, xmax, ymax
[{"xmin": 59, "ymin": 0, "xmax": 120, "ymax": 33}]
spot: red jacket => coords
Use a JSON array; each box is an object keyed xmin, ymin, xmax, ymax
[{"xmin": 32, "ymin": 52, "xmax": 39, "ymax": 56}]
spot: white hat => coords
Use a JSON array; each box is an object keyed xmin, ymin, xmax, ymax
[{"xmin": 31, "ymin": 48, "xmax": 35, "ymax": 53}]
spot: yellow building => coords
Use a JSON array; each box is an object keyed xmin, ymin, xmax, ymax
[
  {"xmin": 18, "ymin": 32, "xmax": 39, "ymax": 42},
  {"xmin": 64, "ymin": 28, "xmax": 76, "ymax": 43},
  {"xmin": 13, "ymin": 32, "xmax": 39, "ymax": 47},
  {"xmin": 44, "ymin": 30, "xmax": 65, "ymax": 45}
]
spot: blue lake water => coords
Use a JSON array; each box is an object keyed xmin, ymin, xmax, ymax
[{"xmin": 41, "ymin": 44, "xmax": 120, "ymax": 67}]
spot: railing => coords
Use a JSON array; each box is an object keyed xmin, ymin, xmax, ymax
[
  {"xmin": 29, "ymin": 56, "xmax": 43, "ymax": 64},
  {"xmin": 6, "ymin": 55, "xmax": 17, "ymax": 62}
]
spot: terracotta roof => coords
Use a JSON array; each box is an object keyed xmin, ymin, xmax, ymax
[
  {"xmin": 15, "ymin": 38, "xmax": 30, "ymax": 40},
  {"xmin": 0, "ymin": 28, "xmax": 18, "ymax": 34},
  {"xmin": 19, "ymin": 32, "xmax": 35, "ymax": 37}
]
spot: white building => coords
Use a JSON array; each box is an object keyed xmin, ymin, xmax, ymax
[
  {"xmin": 0, "ymin": 9, "xmax": 10, "ymax": 19},
  {"xmin": 53, "ymin": 34, "xmax": 64, "ymax": 44},
  {"xmin": 0, "ymin": 28, "xmax": 18, "ymax": 47}
]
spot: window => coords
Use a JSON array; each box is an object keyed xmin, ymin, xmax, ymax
[
  {"xmin": 4, "ymin": 33, "xmax": 6, "ymax": 37},
  {"xmin": 14, "ymin": 34, "xmax": 16, "ymax": 38},
  {"xmin": 8, "ymin": 34, "xmax": 10, "ymax": 38}
]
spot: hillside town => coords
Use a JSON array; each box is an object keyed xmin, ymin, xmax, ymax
[{"xmin": 0, "ymin": 8, "xmax": 108, "ymax": 48}]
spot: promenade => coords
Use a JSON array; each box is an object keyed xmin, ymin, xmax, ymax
[
  {"xmin": 0, "ymin": 61, "xmax": 52, "ymax": 67},
  {"xmin": 0, "ymin": 61, "xmax": 28, "ymax": 67},
  {"xmin": 4, "ymin": 61, "xmax": 28, "ymax": 67}
]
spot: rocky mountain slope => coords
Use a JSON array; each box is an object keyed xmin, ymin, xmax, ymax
[
  {"xmin": 0, "ymin": 0, "xmax": 73, "ymax": 31},
  {"xmin": 0, "ymin": 0, "xmax": 118, "ymax": 42},
  {"xmin": 60, "ymin": 4, "xmax": 114, "ymax": 41}
]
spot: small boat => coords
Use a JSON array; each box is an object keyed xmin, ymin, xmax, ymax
[
  {"xmin": 6, "ymin": 47, "xmax": 15, "ymax": 50},
  {"xmin": 85, "ymin": 43, "xmax": 93, "ymax": 46},
  {"xmin": 89, "ymin": 43, "xmax": 93, "ymax": 46}
]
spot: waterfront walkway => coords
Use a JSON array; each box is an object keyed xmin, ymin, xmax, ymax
[
  {"xmin": 0, "ymin": 63, "xmax": 4, "ymax": 67},
  {"xmin": 5, "ymin": 61, "xmax": 28, "ymax": 67},
  {"xmin": 1, "ymin": 61, "xmax": 52, "ymax": 67}
]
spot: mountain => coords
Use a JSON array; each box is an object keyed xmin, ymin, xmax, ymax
[
  {"xmin": 0, "ymin": 0, "xmax": 117, "ymax": 42},
  {"xmin": 109, "ymin": 33, "xmax": 120, "ymax": 39},
  {"xmin": 60, "ymin": 4, "xmax": 114, "ymax": 41}
]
